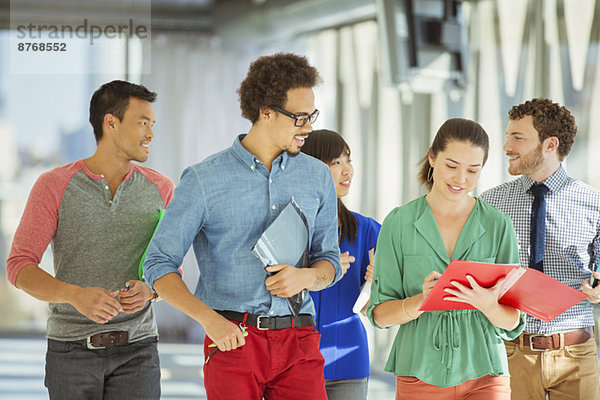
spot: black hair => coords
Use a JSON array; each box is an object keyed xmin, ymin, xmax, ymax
[
  {"xmin": 302, "ymin": 129, "xmax": 358, "ymax": 243},
  {"xmin": 237, "ymin": 53, "xmax": 321, "ymax": 123},
  {"xmin": 89, "ymin": 80, "xmax": 157, "ymax": 142}
]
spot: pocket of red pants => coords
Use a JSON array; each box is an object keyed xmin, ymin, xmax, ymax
[
  {"xmin": 203, "ymin": 338, "xmax": 214, "ymax": 362},
  {"xmin": 295, "ymin": 327, "xmax": 321, "ymax": 341},
  {"xmin": 203, "ymin": 337, "xmax": 246, "ymax": 365},
  {"xmin": 295, "ymin": 327, "xmax": 322, "ymax": 359}
]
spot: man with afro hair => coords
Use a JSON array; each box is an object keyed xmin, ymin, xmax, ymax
[{"xmin": 143, "ymin": 53, "xmax": 341, "ymax": 399}]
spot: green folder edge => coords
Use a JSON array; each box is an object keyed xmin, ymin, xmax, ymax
[{"xmin": 138, "ymin": 209, "xmax": 165, "ymax": 281}]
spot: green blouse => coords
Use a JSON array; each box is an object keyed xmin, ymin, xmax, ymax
[{"xmin": 367, "ymin": 196, "xmax": 525, "ymax": 388}]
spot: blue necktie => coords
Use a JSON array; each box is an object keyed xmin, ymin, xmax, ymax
[{"xmin": 530, "ymin": 184, "xmax": 549, "ymax": 272}]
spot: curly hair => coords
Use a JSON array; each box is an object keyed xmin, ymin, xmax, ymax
[
  {"xmin": 89, "ymin": 80, "xmax": 156, "ymax": 143},
  {"xmin": 237, "ymin": 53, "xmax": 321, "ymax": 123},
  {"xmin": 508, "ymin": 98, "xmax": 577, "ymax": 160},
  {"xmin": 418, "ymin": 118, "xmax": 489, "ymax": 192}
]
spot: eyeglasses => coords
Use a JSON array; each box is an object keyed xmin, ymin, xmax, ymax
[{"xmin": 272, "ymin": 107, "xmax": 320, "ymax": 127}]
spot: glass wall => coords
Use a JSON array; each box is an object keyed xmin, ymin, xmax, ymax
[{"xmin": 0, "ymin": 30, "xmax": 129, "ymax": 333}]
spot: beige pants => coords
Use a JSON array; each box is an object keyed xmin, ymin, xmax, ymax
[{"xmin": 505, "ymin": 336, "xmax": 599, "ymax": 400}]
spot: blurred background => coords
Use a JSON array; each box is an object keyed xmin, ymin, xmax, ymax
[{"xmin": 1, "ymin": 0, "xmax": 600, "ymax": 398}]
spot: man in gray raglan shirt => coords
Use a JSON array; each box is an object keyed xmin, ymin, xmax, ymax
[{"xmin": 6, "ymin": 80, "xmax": 174, "ymax": 399}]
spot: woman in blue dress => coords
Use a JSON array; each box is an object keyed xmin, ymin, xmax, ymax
[{"xmin": 302, "ymin": 129, "xmax": 381, "ymax": 400}]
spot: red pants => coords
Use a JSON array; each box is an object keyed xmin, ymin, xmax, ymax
[
  {"xmin": 395, "ymin": 375, "xmax": 510, "ymax": 400},
  {"xmin": 203, "ymin": 324, "xmax": 326, "ymax": 400}
]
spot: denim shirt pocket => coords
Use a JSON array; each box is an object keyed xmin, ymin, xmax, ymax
[{"xmin": 291, "ymin": 195, "xmax": 320, "ymax": 232}]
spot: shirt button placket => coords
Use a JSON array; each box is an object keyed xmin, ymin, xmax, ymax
[{"xmin": 102, "ymin": 180, "xmax": 114, "ymax": 208}]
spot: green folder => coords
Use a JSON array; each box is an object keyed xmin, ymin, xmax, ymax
[{"xmin": 138, "ymin": 209, "xmax": 165, "ymax": 281}]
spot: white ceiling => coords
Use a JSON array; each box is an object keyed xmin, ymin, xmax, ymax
[{"xmin": 1, "ymin": 0, "xmax": 377, "ymax": 42}]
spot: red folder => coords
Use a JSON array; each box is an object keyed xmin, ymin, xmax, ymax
[{"xmin": 419, "ymin": 260, "xmax": 588, "ymax": 322}]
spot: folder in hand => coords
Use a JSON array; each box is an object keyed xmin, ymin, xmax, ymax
[
  {"xmin": 352, "ymin": 282, "xmax": 371, "ymax": 314},
  {"xmin": 419, "ymin": 260, "xmax": 587, "ymax": 322},
  {"xmin": 251, "ymin": 198, "xmax": 309, "ymax": 316}
]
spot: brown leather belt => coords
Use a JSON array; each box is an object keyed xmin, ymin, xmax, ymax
[
  {"xmin": 71, "ymin": 331, "xmax": 129, "ymax": 349},
  {"xmin": 217, "ymin": 310, "xmax": 315, "ymax": 330},
  {"xmin": 509, "ymin": 327, "xmax": 594, "ymax": 351}
]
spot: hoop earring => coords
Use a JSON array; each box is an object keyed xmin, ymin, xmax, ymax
[{"xmin": 427, "ymin": 166, "xmax": 433, "ymax": 182}]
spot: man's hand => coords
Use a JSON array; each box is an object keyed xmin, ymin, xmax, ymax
[
  {"xmin": 580, "ymin": 271, "xmax": 600, "ymax": 303},
  {"xmin": 204, "ymin": 312, "xmax": 246, "ymax": 351},
  {"xmin": 69, "ymin": 286, "xmax": 122, "ymax": 324},
  {"xmin": 340, "ymin": 251, "xmax": 355, "ymax": 278},
  {"xmin": 265, "ymin": 264, "xmax": 310, "ymax": 297},
  {"xmin": 152, "ymin": 273, "xmax": 247, "ymax": 352},
  {"xmin": 119, "ymin": 280, "xmax": 153, "ymax": 313}
]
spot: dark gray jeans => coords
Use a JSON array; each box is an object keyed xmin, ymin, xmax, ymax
[
  {"xmin": 45, "ymin": 336, "xmax": 160, "ymax": 400},
  {"xmin": 325, "ymin": 377, "xmax": 368, "ymax": 400}
]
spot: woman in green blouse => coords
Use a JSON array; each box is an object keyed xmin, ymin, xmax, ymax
[{"xmin": 367, "ymin": 118, "xmax": 525, "ymax": 399}]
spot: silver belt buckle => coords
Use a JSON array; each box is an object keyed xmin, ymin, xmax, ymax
[
  {"xmin": 256, "ymin": 315, "xmax": 269, "ymax": 330},
  {"xmin": 86, "ymin": 336, "xmax": 106, "ymax": 350},
  {"xmin": 528, "ymin": 334, "xmax": 549, "ymax": 351}
]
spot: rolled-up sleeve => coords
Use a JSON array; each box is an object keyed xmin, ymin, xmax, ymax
[
  {"xmin": 308, "ymin": 169, "xmax": 342, "ymax": 286},
  {"xmin": 367, "ymin": 210, "xmax": 404, "ymax": 329},
  {"xmin": 143, "ymin": 167, "xmax": 206, "ymax": 289}
]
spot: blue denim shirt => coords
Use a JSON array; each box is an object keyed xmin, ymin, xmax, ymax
[{"xmin": 143, "ymin": 135, "xmax": 342, "ymax": 317}]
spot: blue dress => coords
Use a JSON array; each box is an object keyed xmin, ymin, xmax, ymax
[{"xmin": 310, "ymin": 212, "xmax": 381, "ymax": 380}]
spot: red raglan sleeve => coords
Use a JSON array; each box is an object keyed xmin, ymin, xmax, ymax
[{"xmin": 6, "ymin": 168, "xmax": 72, "ymax": 286}]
